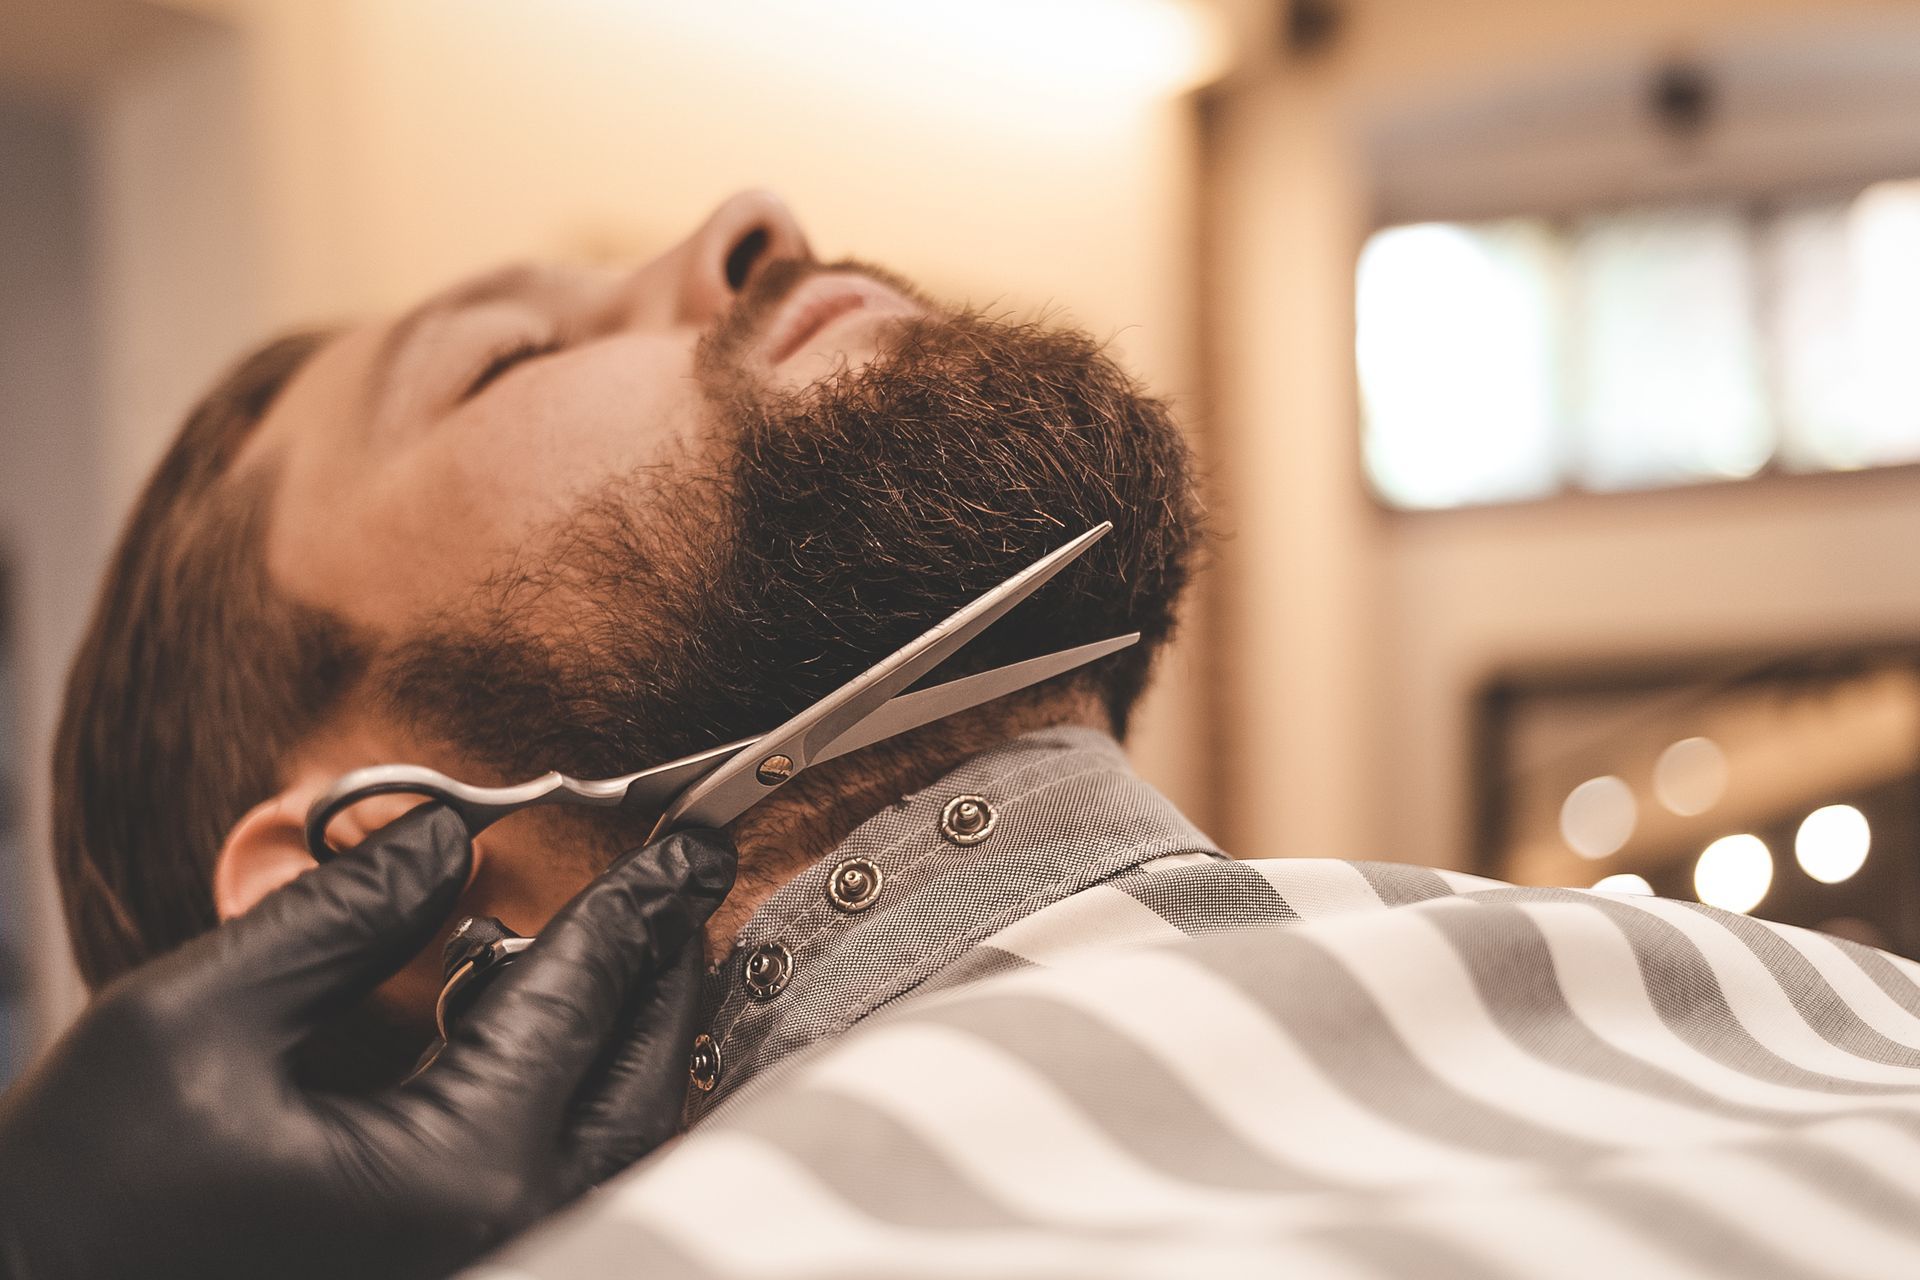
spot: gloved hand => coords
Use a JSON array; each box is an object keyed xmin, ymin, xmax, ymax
[{"xmin": 0, "ymin": 804, "xmax": 734, "ymax": 1280}]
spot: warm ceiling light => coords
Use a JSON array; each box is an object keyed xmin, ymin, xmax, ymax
[
  {"xmin": 662, "ymin": 0, "xmax": 1232, "ymax": 101},
  {"xmin": 960, "ymin": 0, "xmax": 1232, "ymax": 95}
]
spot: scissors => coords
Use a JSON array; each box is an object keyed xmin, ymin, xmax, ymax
[{"xmin": 303, "ymin": 522, "xmax": 1133, "ymax": 1046}]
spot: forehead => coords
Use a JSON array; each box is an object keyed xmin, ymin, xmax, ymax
[{"xmin": 238, "ymin": 263, "xmax": 599, "ymax": 457}]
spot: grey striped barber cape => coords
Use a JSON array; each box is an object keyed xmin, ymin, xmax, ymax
[{"xmin": 470, "ymin": 726, "xmax": 1920, "ymax": 1279}]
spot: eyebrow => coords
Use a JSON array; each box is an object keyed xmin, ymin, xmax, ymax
[{"xmin": 364, "ymin": 263, "xmax": 549, "ymax": 407}]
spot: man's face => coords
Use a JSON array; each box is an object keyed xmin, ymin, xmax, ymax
[
  {"xmin": 218, "ymin": 187, "xmax": 1192, "ymax": 1079},
  {"xmin": 243, "ymin": 191, "xmax": 918, "ymax": 638}
]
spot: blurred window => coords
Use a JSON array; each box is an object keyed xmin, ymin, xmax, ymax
[
  {"xmin": 1569, "ymin": 208, "xmax": 1770, "ymax": 489},
  {"xmin": 1769, "ymin": 183, "xmax": 1920, "ymax": 472},
  {"xmin": 1356, "ymin": 221, "xmax": 1561, "ymax": 508},
  {"xmin": 1359, "ymin": 180, "xmax": 1920, "ymax": 509}
]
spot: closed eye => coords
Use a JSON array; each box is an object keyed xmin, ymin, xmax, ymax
[{"xmin": 460, "ymin": 337, "xmax": 563, "ymax": 402}]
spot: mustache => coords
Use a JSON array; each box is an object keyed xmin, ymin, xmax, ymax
[{"xmin": 698, "ymin": 256, "xmax": 930, "ymax": 376}]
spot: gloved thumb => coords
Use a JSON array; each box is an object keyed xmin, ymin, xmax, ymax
[
  {"xmin": 193, "ymin": 803, "xmax": 474, "ymax": 1042},
  {"xmin": 421, "ymin": 829, "xmax": 734, "ymax": 1133}
]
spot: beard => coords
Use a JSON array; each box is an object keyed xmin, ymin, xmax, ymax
[
  {"xmin": 291, "ymin": 265, "xmax": 1200, "ymax": 1091},
  {"xmin": 371, "ymin": 260, "xmax": 1201, "ymax": 863}
]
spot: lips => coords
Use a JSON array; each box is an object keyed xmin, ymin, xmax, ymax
[{"xmin": 764, "ymin": 274, "xmax": 918, "ymax": 366}]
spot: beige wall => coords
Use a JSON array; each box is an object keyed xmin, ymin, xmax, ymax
[{"xmin": 1206, "ymin": 0, "xmax": 1920, "ymax": 867}]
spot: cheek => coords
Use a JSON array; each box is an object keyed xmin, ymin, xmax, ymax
[
  {"xmin": 428, "ymin": 335, "xmax": 703, "ymax": 533},
  {"xmin": 479, "ymin": 338, "xmax": 707, "ymax": 493},
  {"xmin": 287, "ymin": 334, "xmax": 706, "ymax": 630}
]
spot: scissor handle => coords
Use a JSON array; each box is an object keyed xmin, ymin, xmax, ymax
[{"xmin": 303, "ymin": 765, "xmax": 628, "ymax": 862}]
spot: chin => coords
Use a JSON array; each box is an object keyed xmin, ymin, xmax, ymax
[{"xmin": 768, "ymin": 331, "xmax": 896, "ymax": 395}]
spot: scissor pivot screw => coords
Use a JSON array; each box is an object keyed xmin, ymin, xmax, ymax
[{"xmin": 755, "ymin": 754, "xmax": 795, "ymax": 785}]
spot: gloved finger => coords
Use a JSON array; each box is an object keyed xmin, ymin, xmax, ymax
[
  {"xmin": 189, "ymin": 804, "xmax": 474, "ymax": 1039},
  {"xmin": 418, "ymin": 829, "xmax": 734, "ymax": 1133},
  {"xmin": 555, "ymin": 941, "xmax": 706, "ymax": 1196}
]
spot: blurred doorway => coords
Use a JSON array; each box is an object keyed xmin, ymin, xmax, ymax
[
  {"xmin": 1, "ymin": 1, "xmax": 260, "ymax": 1055},
  {"xmin": 0, "ymin": 562, "xmax": 24, "ymax": 1082},
  {"xmin": 0, "ymin": 86, "xmax": 118, "ymax": 1054}
]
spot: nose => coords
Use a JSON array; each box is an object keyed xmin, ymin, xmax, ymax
[{"xmin": 625, "ymin": 190, "xmax": 812, "ymax": 328}]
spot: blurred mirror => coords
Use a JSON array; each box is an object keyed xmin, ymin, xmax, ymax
[{"xmin": 1478, "ymin": 647, "xmax": 1920, "ymax": 957}]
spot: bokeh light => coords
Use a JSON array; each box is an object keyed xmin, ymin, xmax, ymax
[
  {"xmin": 1694, "ymin": 834, "xmax": 1773, "ymax": 914},
  {"xmin": 1591, "ymin": 872, "xmax": 1655, "ymax": 896},
  {"xmin": 1653, "ymin": 736, "xmax": 1728, "ymax": 816},
  {"xmin": 1559, "ymin": 775, "xmax": 1637, "ymax": 859},
  {"xmin": 1795, "ymin": 804, "xmax": 1871, "ymax": 884}
]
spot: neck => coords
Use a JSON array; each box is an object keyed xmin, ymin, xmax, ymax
[{"xmin": 700, "ymin": 694, "xmax": 1107, "ymax": 959}]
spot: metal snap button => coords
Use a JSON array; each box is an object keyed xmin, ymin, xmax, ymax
[
  {"xmin": 688, "ymin": 1033, "xmax": 721, "ymax": 1092},
  {"xmin": 940, "ymin": 795, "xmax": 998, "ymax": 846},
  {"xmin": 743, "ymin": 941, "xmax": 793, "ymax": 1001},
  {"xmin": 827, "ymin": 856, "xmax": 884, "ymax": 912}
]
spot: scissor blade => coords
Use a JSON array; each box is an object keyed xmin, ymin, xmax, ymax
[
  {"xmin": 815, "ymin": 632, "xmax": 1138, "ymax": 765},
  {"xmin": 656, "ymin": 522, "xmax": 1113, "ymax": 834},
  {"xmin": 616, "ymin": 633, "xmax": 1136, "ymax": 813}
]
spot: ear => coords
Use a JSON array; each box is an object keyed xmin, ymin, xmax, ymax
[
  {"xmin": 214, "ymin": 780, "xmax": 450, "ymax": 920},
  {"xmin": 215, "ymin": 790, "xmax": 320, "ymax": 921}
]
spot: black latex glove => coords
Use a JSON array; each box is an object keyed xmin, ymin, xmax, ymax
[{"xmin": 0, "ymin": 804, "xmax": 735, "ymax": 1280}]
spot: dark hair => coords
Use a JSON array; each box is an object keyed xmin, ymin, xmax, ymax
[{"xmin": 52, "ymin": 332, "xmax": 365, "ymax": 989}]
